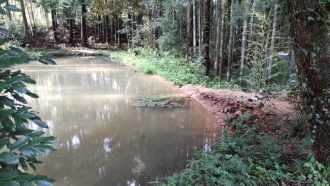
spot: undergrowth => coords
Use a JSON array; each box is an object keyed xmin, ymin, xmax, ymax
[
  {"xmin": 102, "ymin": 47, "xmax": 241, "ymax": 90},
  {"xmin": 151, "ymin": 114, "xmax": 330, "ymax": 186}
]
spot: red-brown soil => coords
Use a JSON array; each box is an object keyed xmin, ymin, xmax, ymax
[{"xmin": 151, "ymin": 75, "xmax": 295, "ymax": 130}]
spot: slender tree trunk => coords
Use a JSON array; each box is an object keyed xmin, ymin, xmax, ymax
[
  {"xmin": 202, "ymin": 0, "xmax": 211, "ymax": 75},
  {"xmin": 187, "ymin": 0, "xmax": 193, "ymax": 55},
  {"xmin": 240, "ymin": 1, "xmax": 249, "ymax": 77},
  {"xmin": 268, "ymin": 3, "xmax": 278, "ymax": 79},
  {"xmin": 106, "ymin": 15, "xmax": 110, "ymax": 44},
  {"xmin": 98, "ymin": 15, "xmax": 102, "ymax": 42},
  {"xmin": 192, "ymin": 0, "xmax": 197, "ymax": 56},
  {"xmin": 69, "ymin": 18, "xmax": 74, "ymax": 45},
  {"xmin": 111, "ymin": 15, "xmax": 115, "ymax": 44},
  {"xmin": 81, "ymin": 2, "xmax": 88, "ymax": 47},
  {"xmin": 287, "ymin": 0, "xmax": 330, "ymax": 165},
  {"xmin": 218, "ymin": 0, "xmax": 226, "ymax": 80},
  {"xmin": 19, "ymin": 0, "xmax": 29, "ymax": 42},
  {"xmin": 226, "ymin": 0, "xmax": 236, "ymax": 82},
  {"xmin": 51, "ymin": 9, "xmax": 58, "ymax": 41},
  {"xmin": 214, "ymin": 0, "xmax": 221, "ymax": 76}
]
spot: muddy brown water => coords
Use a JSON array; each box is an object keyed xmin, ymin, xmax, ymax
[{"xmin": 21, "ymin": 56, "xmax": 219, "ymax": 186}]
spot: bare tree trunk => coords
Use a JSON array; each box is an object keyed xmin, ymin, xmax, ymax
[
  {"xmin": 226, "ymin": 0, "xmax": 236, "ymax": 82},
  {"xmin": 202, "ymin": 0, "xmax": 211, "ymax": 75},
  {"xmin": 69, "ymin": 18, "xmax": 74, "ymax": 45},
  {"xmin": 240, "ymin": 0, "xmax": 249, "ymax": 77},
  {"xmin": 218, "ymin": 0, "xmax": 226, "ymax": 81},
  {"xmin": 214, "ymin": 0, "xmax": 221, "ymax": 76},
  {"xmin": 193, "ymin": 0, "xmax": 197, "ymax": 56},
  {"xmin": 19, "ymin": 0, "xmax": 29, "ymax": 42},
  {"xmin": 187, "ymin": 0, "xmax": 193, "ymax": 55},
  {"xmin": 268, "ymin": 3, "xmax": 278, "ymax": 78},
  {"xmin": 81, "ymin": 2, "xmax": 88, "ymax": 47}
]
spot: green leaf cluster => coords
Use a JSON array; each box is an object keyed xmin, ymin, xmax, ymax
[
  {"xmin": 0, "ymin": 1, "xmax": 56, "ymax": 186},
  {"xmin": 153, "ymin": 114, "xmax": 330, "ymax": 185}
]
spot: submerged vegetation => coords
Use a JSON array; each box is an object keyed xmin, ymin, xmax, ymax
[{"xmin": 130, "ymin": 95, "xmax": 189, "ymax": 108}]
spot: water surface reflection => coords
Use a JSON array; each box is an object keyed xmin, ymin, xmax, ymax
[{"xmin": 21, "ymin": 56, "xmax": 220, "ymax": 186}]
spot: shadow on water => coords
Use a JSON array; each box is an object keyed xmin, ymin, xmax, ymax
[{"xmin": 21, "ymin": 56, "xmax": 220, "ymax": 186}]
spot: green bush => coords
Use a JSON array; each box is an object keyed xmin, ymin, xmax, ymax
[
  {"xmin": 0, "ymin": 2, "xmax": 56, "ymax": 185},
  {"xmin": 152, "ymin": 114, "xmax": 330, "ymax": 186}
]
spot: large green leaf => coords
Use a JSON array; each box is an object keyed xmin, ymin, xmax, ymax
[
  {"xmin": 13, "ymin": 117, "xmax": 23, "ymax": 128},
  {"xmin": 27, "ymin": 131, "xmax": 45, "ymax": 138},
  {"xmin": 34, "ymin": 180, "xmax": 53, "ymax": 186},
  {"xmin": 12, "ymin": 82, "xmax": 27, "ymax": 93},
  {"xmin": 19, "ymin": 157, "xmax": 28, "ymax": 171},
  {"xmin": 19, "ymin": 182, "xmax": 34, "ymax": 186},
  {"xmin": 33, "ymin": 176, "xmax": 55, "ymax": 183},
  {"xmin": 28, "ymin": 137, "xmax": 45, "ymax": 146},
  {"xmin": 18, "ymin": 112, "xmax": 35, "ymax": 119},
  {"xmin": 33, "ymin": 145, "xmax": 55, "ymax": 153},
  {"xmin": 38, "ymin": 59, "xmax": 56, "ymax": 65},
  {"xmin": 12, "ymin": 94, "xmax": 27, "ymax": 104},
  {"xmin": 3, "ymin": 5, "xmax": 21, "ymax": 12},
  {"xmin": 30, "ymin": 118, "xmax": 48, "ymax": 128},
  {"xmin": 6, "ymin": 181, "xmax": 19, "ymax": 186},
  {"xmin": 19, "ymin": 147, "xmax": 40, "ymax": 157},
  {"xmin": 4, "ymin": 116, "xmax": 15, "ymax": 130},
  {"xmin": 0, "ymin": 96, "xmax": 14, "ymax": 107},
  {"xmin": 12, "ymin": 129, "xmax": 34, "ymax": 136},
  {"xmin": 0, "ymin": 59, "xmax": 12, "ymax": 68},
  {"xmin": 0, "ymin": 171, "xmax": 18, "ymax": 181},
  {"xmin": 25, "ymin": 91, "xmax": 38, "ymax": 98},
  {"xmin": 0, "ymin": 137, "xmax": 10, "ymax": 149},
  {"xmin": 0, "ymin": 69, "xmax": 10, "ymax": 79},
  {"xmin": 12, "ymin": 173, "xmax": 35, "ymax": 182},
  {"xmin": 0, "ymin": 152, "xmax": 19, "ymax": 164},
  {"xmin": 22, "ymin": 77, "xmax": 36, "ymax": 84},
  {"xmin": 0, "ymin": 109, "xmax": 17, "ymax": 117},
  {"xmin": 28, "ymin": 163, "xmax": 36, "ymax": 171},
  {"xmin": 10, "ymin": 136, "xmax": 29, "ymax": 150},
  {"xmin": 6, "ymin": 76, "xmax": 24, "ymax": 84}
]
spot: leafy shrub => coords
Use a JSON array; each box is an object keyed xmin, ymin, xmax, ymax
[
  {"xmin": 152, "ymin": 114, "xmax": 330, "ymax": 186},
  {"xmin": 0, "ymin": 2, "xmax": 56, "ymax": 185}
]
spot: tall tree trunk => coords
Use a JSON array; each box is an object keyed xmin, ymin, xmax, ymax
[
  {"xmin": 19, "ymin": 0, "xmax": 29, "ymax": 42},
  {"xmin": 81, "ymin": 2, "xmax": 88, "ymax": 47},
  {"xmin": 106, "ymin": 15, "xmax": 110, "ymax": 44},
  {"xmin": 214, "ymin": 0, "xmax": 221, "ymax": 76},
  {"xmin": 239, "ymin": 0, "xmax": 249, "ymax": 77},
  {"xmin": 98, "ymin": 15, "xmax": 102, "ymax": 42},
  {"xmin": 187, "ymin": 0, "xmax": 193, "ymax": 55},
  {"xmin": 69, "ymin": 18, "xmax": 74, "ymax": 45},
  {"xmin": 226, "ymin": 0, "xmax": 236, "ymax": 82},
  {"xmin": 193, "ymin": 0, "xmax": 197, "ymax": 56},
  {"xmin": 111, "ymin": 15, "xmax": 116, "ymax": 44},
  {"xmin": 287, "ymin": 0, "xmax": 330, "ymax": 165},
  {"xmin": 268, "ymin": 3, "xmax": 278, "ymax": 79},
  {"xmin": 51, "ymin": 9, "xmax": 58, "ymax": 41},
  {"xmin": 218, "ymin": 0, "xmax": 226, "ymax": 80},
  {"xmin": 202, "ymin": 0, "xmax": 211, "ymax": 75}
]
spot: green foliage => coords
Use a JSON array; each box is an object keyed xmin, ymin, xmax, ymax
[
  {"xmin": 153, "ymin": 114, "xmax": 330, "ymax": 186},
  {"xmin": 0, "ymin": 1, "xmax": 56, "ymax": 186},
  {"xmin": 130, "ymin": 95, "xmax": 189, "ymax": 108}
]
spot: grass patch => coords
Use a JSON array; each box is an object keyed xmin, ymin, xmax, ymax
[{"xmin": 102, "ymin": 48, "xmax": 241, "ymax": 90}]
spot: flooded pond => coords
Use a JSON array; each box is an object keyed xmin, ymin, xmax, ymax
[{"xmin": 21, "ymin": 56, "xmax": 219, "ymax": 186}]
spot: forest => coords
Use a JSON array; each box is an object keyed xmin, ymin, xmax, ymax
[{"xmin": 0, "ymin": 0, "xmax": 329, "ymax": 185}]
